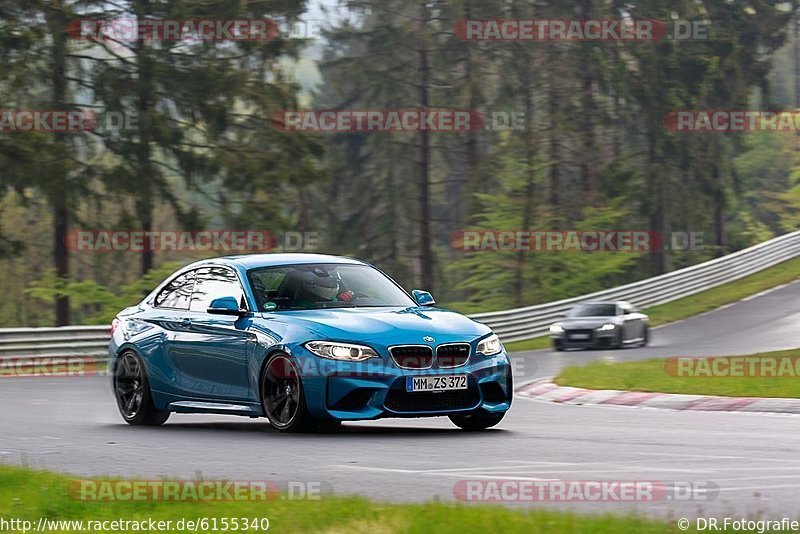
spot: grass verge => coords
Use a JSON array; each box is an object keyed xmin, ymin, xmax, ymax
[
  {"xmin": 555, "ymin": 348, "xmax": 800, "ymax": 398},
  {"xmin": 0, "ymin": 465, "xmax": 721, "ymax": 533},
  {"xmin": 503, "ymin": 257, "xmax": 800, "ymax": 353}
]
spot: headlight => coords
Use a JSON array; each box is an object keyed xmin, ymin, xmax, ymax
[
  {"xmin": 477, "ymin": 334, "xmax": 503, "ymax": 356},
  {"xmin": 549, "ymin": 324, "xmax": 564, "ymax": 334},
  {"xmin": 598, "ymin": 323, "xmax": 616, "ymax": 331},
  {"xmin": 304, "ymin": 341, "xmax": 379, "ymax": 362}
]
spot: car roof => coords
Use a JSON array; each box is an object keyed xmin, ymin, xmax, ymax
[{"xmin": 183, "ymin": 253, "xmax": 368, "ymax": 271}]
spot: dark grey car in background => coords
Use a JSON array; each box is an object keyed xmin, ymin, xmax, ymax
[{"xmin": 549, "ymin": 301, "xmax": 650, "ymax": 351}]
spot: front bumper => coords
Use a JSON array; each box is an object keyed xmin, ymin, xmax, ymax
[
  {"xmin": 551, "ymin": 329, "xmax": 618, "ymax": 349},
  {"xmin": 298, "ymin": 349, "xmax": 513, "ymax": 421}
]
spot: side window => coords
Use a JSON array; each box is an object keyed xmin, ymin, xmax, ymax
[
  {"xmin": 154, "ymin": 271, "xmax": 195, "ymax": 310},
  {"xmin": 189, "ymin": 267, "xmax": 246, "ymax": 313},
  {"xmin": 249, "ymin": 268, "xmax": 289, "ymax": 310}
]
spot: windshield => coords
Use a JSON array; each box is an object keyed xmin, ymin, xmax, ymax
[
  {"xmin": 248, "ymin": 263, "xmax": 416, "ymax": 311},
  {"xmin": 567, "ymin": 303, "xmax": 618, "ymax": 318}
]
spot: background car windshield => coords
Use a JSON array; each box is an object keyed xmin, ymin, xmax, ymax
[
  {"xmin": 568, "ymin": 304, "xmax": 617, "ymax": 317},
  {"xmin": 248, "ymin": 264, "xmax": 416, "ymax": 311}
]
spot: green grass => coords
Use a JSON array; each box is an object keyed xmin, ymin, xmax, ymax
[
  {"xmin": 0, "ymin": 465, "xmax": 733, "ymax": 533},
  {"xmin": 503, "ymin": 336, "xmax": 551, "ymax": 352},
  {"xmin": 555, "ymin": 348, "xmax": 800, "ymax": 398},
  {"xmin": 503, "ymin": 257, "xmax": 800, "ymax": 353}
]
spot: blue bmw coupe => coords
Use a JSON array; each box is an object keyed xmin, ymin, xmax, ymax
[{"xmin": 109, "ymin": 254, "xmax": 512, "ymax": 432}]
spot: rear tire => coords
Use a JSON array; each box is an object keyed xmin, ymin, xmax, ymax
[
  {"xmin": 114, "ymin": 351, "xmax": 170, "ymax": 426},
  {"xmin": 449, "ymin": 410, "xmax": 506, "ymax": 431}
]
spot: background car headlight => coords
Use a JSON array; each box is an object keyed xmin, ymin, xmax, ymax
[
  {"xmin": 477, "ymin": 334, "xmax": 503, "ymax": 356},
  {"xmin": 598, "ymin": 323, "xmax": 616, "ymax": 331},
  {"xmin": 305, "ymin": 341, "xmax": 379, "ymax": 361},
  {"xmin": 549, "ymin": 324, "xmax": 564, "ymax": 334}
]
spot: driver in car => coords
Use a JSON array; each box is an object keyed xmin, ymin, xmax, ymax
[{"xmin": 293, "ymin": 270, "xmax": 355, "ymax": 307}]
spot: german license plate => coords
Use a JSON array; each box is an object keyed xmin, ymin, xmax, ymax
[
  {"xmin": 406, "ymin": 375, "xmax": 468, "ymax": 392},
  {"xmin": 570, "ymin": 333, "xmax": 590, "ymax": 340}
]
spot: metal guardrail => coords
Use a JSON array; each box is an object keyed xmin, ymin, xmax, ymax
[
  {"xmin": 0, "ymin": 325, "xmax": 109, "ymax": 359},
  {"xmin": 0, "ymin": 230, "xmax": 798, "ymax": 358},
  {"xmin": 470, "ymin": 230, "xmax": 800, "ymax": 342}
]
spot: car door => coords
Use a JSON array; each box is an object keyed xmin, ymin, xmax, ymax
[
  {"xmin": 619, "ymin": 303, "xmax": 643, "ymax": 341},
  {"xmin": 627, "ymin": 305, "xmax": 647, "ymax": 340},
  {"xmin": 142, "ymin": 269, "xmax": 197, "ymax": 395},
  {"xmin": 167, "ymin": 266, "xmax": 254, "ymax": 401}
]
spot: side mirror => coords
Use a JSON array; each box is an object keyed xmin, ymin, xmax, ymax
[
  {"xmin": 207, "ymin": 296, "xmax": 248, "ymax": 317},
  {"xmin": 412, "ymin": 290, "xmax": 436, "ymax": 307}
]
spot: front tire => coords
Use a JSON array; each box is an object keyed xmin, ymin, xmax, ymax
[
  {"xmin": 612, "ymin": 330, "xmax": 624, "ymax": 349},
  {"xmin": 261, "ymin": 353, "xmax": 318, "ymax": 433},
  {"xmin": 449, "ymin": 410, "xmax": 506, "ymax": 431},
  {"xmin": 114, "ymin": 351, "xmax": 170, "ymax": 426},
  {"xmin": 640, "ymin": 326, "xmax": 650, "ymax": 347}
]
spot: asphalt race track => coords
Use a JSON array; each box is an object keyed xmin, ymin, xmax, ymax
[{"xmin": 2, "ymin": 280, "xmax": 800, "ymax": 517}]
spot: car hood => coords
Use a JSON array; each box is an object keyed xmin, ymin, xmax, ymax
[
  {"xmin": 558, "ymin": 317, "xmax": 619, "ymax": 329},
  {"xmin": 258, "ymin": 306, "xmax": 491, "ymax": 344}
]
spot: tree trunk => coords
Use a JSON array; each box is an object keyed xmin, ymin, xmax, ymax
[
  {"xmin": 578, "ymin": 0, "xmax": 595, "ymax": 208},
  {"xmin": 713, "ymin": 162, "xmax": 726, "ymax": 257},
  {"xmin": 47, "ymin": 0, "xmax": 70, "ymax": 326},
  {"xmin": 416, "ymin": 2, "xmax": 433, "ymax": 291},
  {"xmin": 547, "ymin": 46, "xmax": 560, "ymax": 221},
  {"xmin": 135, "ymin": 0, "xmax": 154, "ymax": 274},
  {"xmin": 648, "ymin": 138, "xmax": 671, "ymax": 274},
  {"xmin": 514, "ymin": 66, "xmax": 536, "ymax": 307},
  {"xmin": 795, "ymin": 14, "xmax": 799, "ymax": 141},
  {"xmin": 463, "ymin": 0, "xmax": 480, "ymax": 221}
]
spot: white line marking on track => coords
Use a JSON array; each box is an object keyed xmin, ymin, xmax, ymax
[
  {"xmin": 637, "ymin": 452, "xmax": 800, "ymax": 463},
  {"xmin": 717, "ymin": 483, "xmax": 800, "ymax": 493},
  {"xmin": 712, "ymin": 474, "xmax": 800, "ymax": 483},
  {"xmin": 485, "ymin": 467, "xmax": 711, "ymax": 474},
  {"xmin": 328, "ymin": 465, "xmax": 558, "ymax": 481},
  {"xmin": 741, "ymin": 283, "xmax": 792, "ymax": 302},
  {"xmin": 631, "ymin": 452, "xmax": 742, "ymax": 460}
]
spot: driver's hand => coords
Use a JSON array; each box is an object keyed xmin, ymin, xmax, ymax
[{"xmin": 337, "ymin": 290, "xmax": 355, "ymax": 302}]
